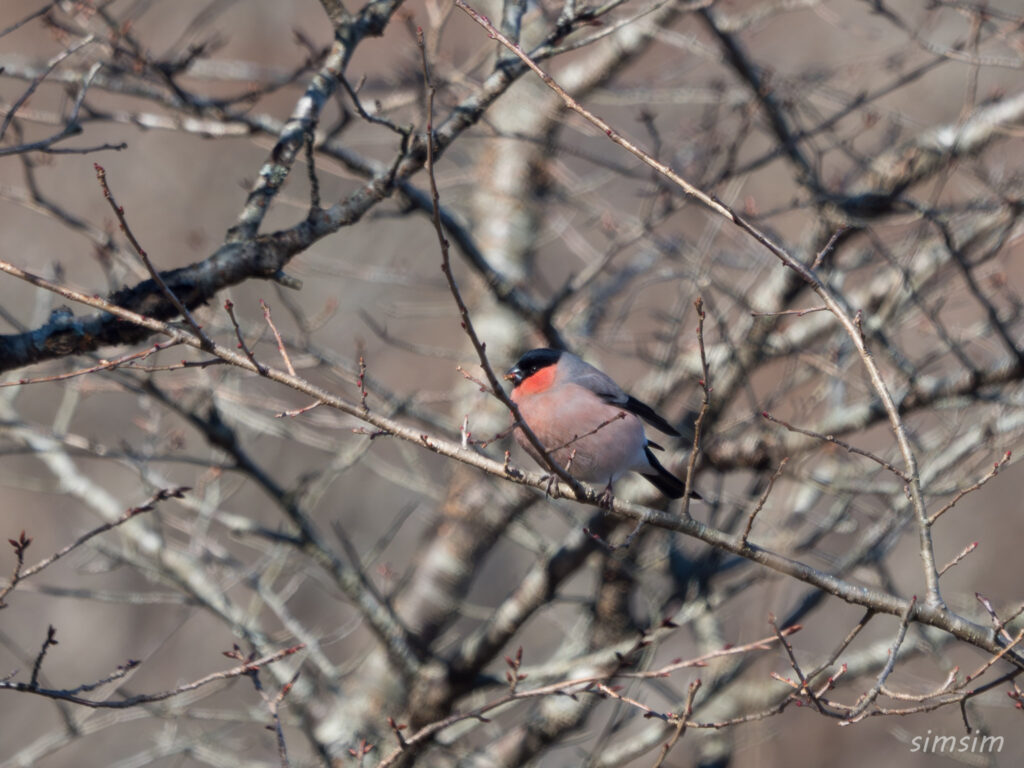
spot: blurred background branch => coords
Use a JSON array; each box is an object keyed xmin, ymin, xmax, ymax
[{"xmin": 0, "ymin": 1, "xmax": 1023, "ymax": 766}]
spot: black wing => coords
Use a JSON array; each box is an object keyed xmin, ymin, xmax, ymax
[
  {"xmin": 641, "ymin": 446, "xmax": 701, "ymax": 500},
  {"xmin": 600, "ymin": 393, "xmax": 681, "ymax": 437}
]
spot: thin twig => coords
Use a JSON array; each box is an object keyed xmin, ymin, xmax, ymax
[
  {"xmin": 276, "ymin": 401, "xmax": 324, "ymax": 419},
  {"xmin": 94, "ymin": 164, "xmax": 214, "ymax": 349},
  {"xmin": 682, "ymin": 297, "xmax": 710, "ymax": 517},
  {"xmin": 805, "ymin": 609, "xmax": 875, "ymax": 681},
  {"xmin": 976, "ymin": 592, "xmax": 1016, "ymax": 645},
  {"xmin": 762, "ymin": 411, "xmax": 908, "ymax": 482},
  {"xmin": 594, "ymin": 682, "xmax": 670, "ymax": 721},
  {"xmin": 0, "ymin": 35, "xmax": 96, "ymax": 142},
  {"xmin": 241, "ymin": 648, "xmax": 298, "ymax": 768},
  {"xmin": 0, "ymin": 532, "xmax": 30, "ymax": 609},
  {"xmin": 0, "ymin": 3, "xmax": 54, "ymax": 40},
  {"xmin": 811, "ymin": 226, "xmax": 847, "ymax": 270},
  {"xmin": 0, "ymin": 488, "xmax": 188, "ymax": 606},
  {"xmin": 0, "ymin": 341, "xmax": 179, "ymax": 388},
  {"xmin": 224, "ymin": 299, "xmax": 268, "ymax": 375},
  {"xmin": 339, "ymin": 73, "xmax": 413, "ymax": 137},
  {"xmin": 549, "ymin": 412, "xmax": 628, "ymax": 453},
  {"xmin": 652, "ymin": 679, "xmax": 701, "ymax": 768},
  {"xmin": 750, "ymin": 306, "xmax": 827, "ymax": 317},
  {"xmin": 415, "ymin": 27, "xmax": 584, "ymax": 497},
  {"xmin": 963, "ymin": 628, "xmax": 1024, "ymax": 684},
  {"xmin": 3, "ymin": 644, "xmax": 305, "ymax": 708},
  {"xmin": 842, "ymin": 596, "xmax": 917, "ymax": 723},
  {"xmin": 929, "ymin": 451, "xmax": 1011, "ymax": 524},
  {"xmin": 938, "ymin": 541, "xmax": 978, "ymax": 576},
  {"xmin": 261, "ymin": 299, "xmax": 297, "ymax": 376},
  {"xmin": 741, "ymin": 458, "xmax": 788, "ymax": 546},
  {"xmin": 374, "ymin": 632, "xmax": 791, "ymax": 767},
  {"xmin": 770, "ymin": 614, "xmax": 825, "ymax": 713},
  {"xmin": 28, "ymin": 625, "xmax": 58, "ymax": 689}
]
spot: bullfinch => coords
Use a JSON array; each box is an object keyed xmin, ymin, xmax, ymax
[{"xmin": 504, "ymin": 348, "xmax": 690, "ymax": 499}]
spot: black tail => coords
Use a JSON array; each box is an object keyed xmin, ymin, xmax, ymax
[{"xmin": 641, "ymin": 446, "xmax": 700, "ymax": 500}]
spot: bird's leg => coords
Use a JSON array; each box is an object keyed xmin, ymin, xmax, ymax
[
  {"xmin": 537, "ymin": 449, "xmax": 577, "ymax": 499},
  {"xmin": 597, "ymin": 480, "xmax": 615, "ymax": 509}
]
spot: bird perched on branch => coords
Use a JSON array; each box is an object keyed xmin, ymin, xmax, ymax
[{"xmin": 504, "ymin": 348, "xmax": 693, "ymax": 500}]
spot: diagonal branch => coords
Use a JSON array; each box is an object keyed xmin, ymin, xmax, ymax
[
  {"xmin": 454, "ymin": 0, "xmax": 957, "ymax": 608},
  {"xmin": 0, "ymin": 255, "xmax": 1017, "ymax": 671}
]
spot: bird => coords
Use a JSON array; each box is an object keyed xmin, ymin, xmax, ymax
[{"xmin": 504, "ymin": 348, "xmax": 691, "ymax": 499}]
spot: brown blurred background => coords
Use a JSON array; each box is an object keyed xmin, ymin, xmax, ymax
[{"xmin": 1, "ymin": 0, "xmax": 1023, "ymax": 766}]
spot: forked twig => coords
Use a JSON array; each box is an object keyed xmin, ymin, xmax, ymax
[
  {"xmin": 652, "ymin": 679, "xmax": 702, "ymax": 768},
  {"xmin": 416, "ymin": 27, "xmax": 585, "ymax": 497},
  {"xmin": 95, "ymin": 164, "xmax": 213, "ymax": 349},
  {"xmin": 2, "ymin": 644, "xmax": 304, "ymax": 708},
  {"xmin": 842, "ymin": 596, "xmax": 917, "ymax": 723},
  {"xmin": 0, "ymin": 487, "xmax": 189, "ymax": 607}
]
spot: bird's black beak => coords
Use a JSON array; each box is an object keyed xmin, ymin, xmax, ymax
[{"xmin": 504, "ymin": 366, "xmax": 522, "ymax": 385}]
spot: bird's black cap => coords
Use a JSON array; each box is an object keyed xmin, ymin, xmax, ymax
[{"xmin": 505, "ymin": 348, "xmax": 562, "ymax": 386}]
